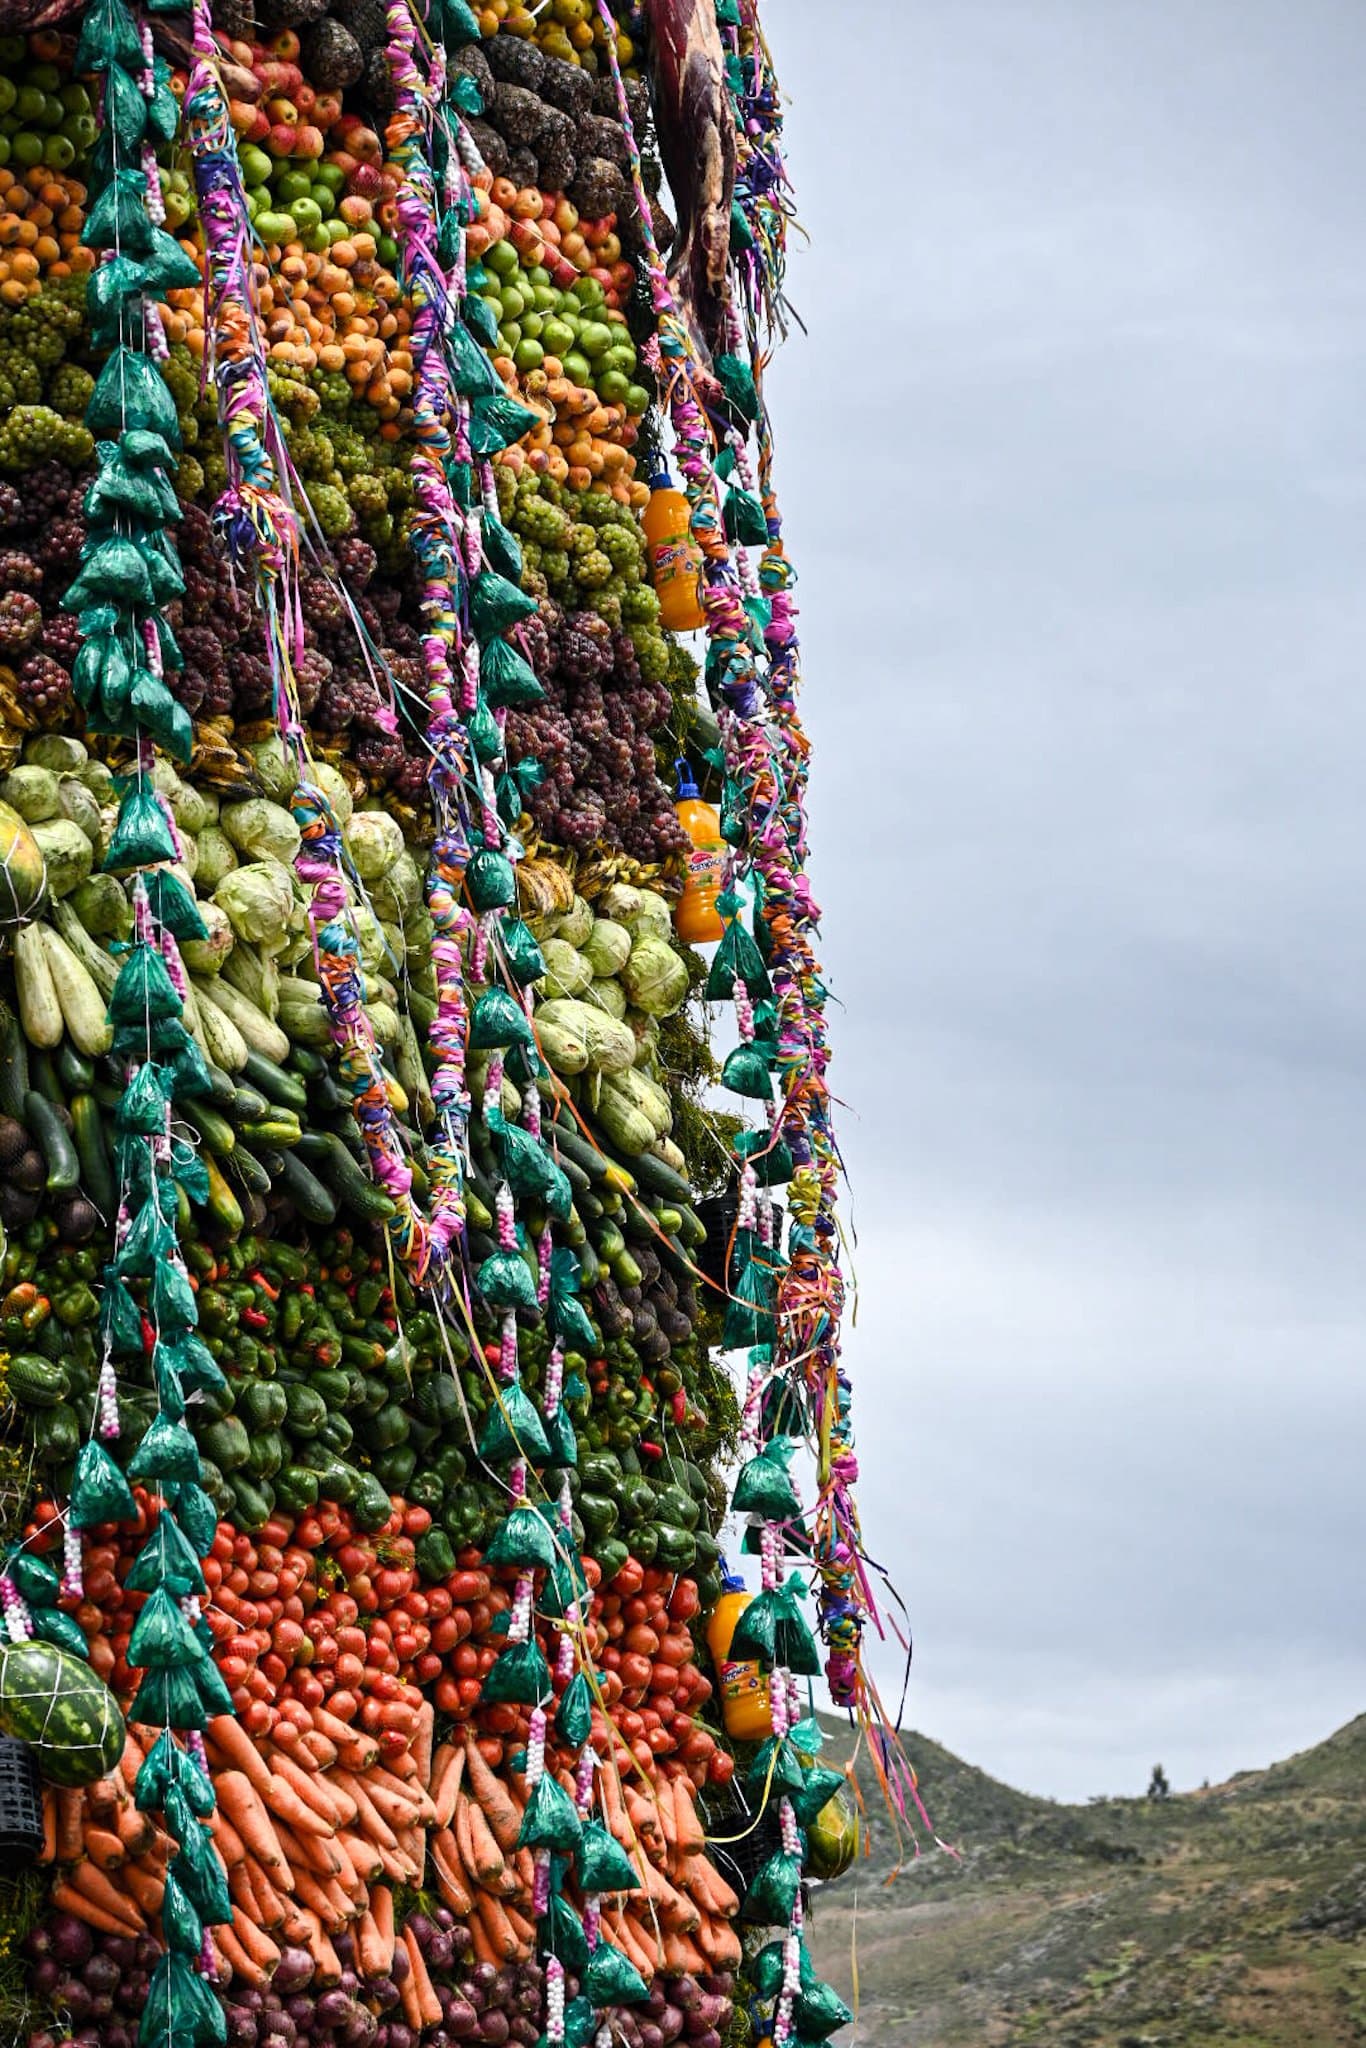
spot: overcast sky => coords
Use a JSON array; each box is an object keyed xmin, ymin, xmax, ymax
[{"xmin": 758, "ymin": 0, "xmax": 1366, "ymax": 1801}]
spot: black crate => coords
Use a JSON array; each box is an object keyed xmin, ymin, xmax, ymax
[
  {"xmin": 0, "ymin": 1738, "xmax": 43, "ymax": 1867},
  {"xmin": 703, "ymin": 1788, "xmax": 785, "ymax": 1897},
  {"xmin": 695, "ymin": 1191, "xmax": 739, "ymax": 1295}
]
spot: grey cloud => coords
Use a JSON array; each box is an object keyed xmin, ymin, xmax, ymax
[{"xmin": 748, "ymin": 0, "xmax": 1366, "ymax": 1797}]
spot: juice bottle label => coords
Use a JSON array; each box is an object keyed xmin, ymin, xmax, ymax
[
  {"xmin": 687, "ymin": 845, "xmax": 724, "ymax": 890},
  {"xmin": 719, "ymin": 1658, "xmax": 766, "ymax": 1704},
  {"xmin": 653, "ymin": 537, "xmax": 700, "ymax": 587}
]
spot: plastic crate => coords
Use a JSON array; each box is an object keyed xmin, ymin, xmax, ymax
[{"xmin": 0, "ymin": 1737, "xmax": 43, "ymax": 1867}]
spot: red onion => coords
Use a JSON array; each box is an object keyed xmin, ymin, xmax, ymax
[
  {"xmin": 286, "ymin": 1996, "xmax": 315, "ymax": 2030},
  {"xmin": 688, "ymin": 2031, "xmax": 722, "ymax": 2048},
  {"xmin": 29, "ymin": 1956, "xmax": 60, "ymax": 1999},
  {"xmin": 508, "ymin": 2018, "xmax": 539, "ymax": 2047},
  {"xmin": 384, "ymin": 2025, "xmax": 415, "ymax": 2048},
  {"xmin": 273, "ymin": 1950, "xmax": 315, "ymax": 1997},
  {"xmin": 406, "ymin": 1915, "xmax": 436, "ymax": 1952},
  {"xmin": 468, "ymin": 1963, "xmax": 497, "ymax": 1998},
  {"xmin": 315, "ymin": 1989, "xmax": 355, "ymax": 2030},
  {"xmin": 369, "ymin": 1977, "xmax": 400, "ymax": 2012},
  {"xmin": 444, "ymin": 1999, "xmax": 479, "ymax": 2039},
  {"xmin": 104, "ymin": 1937, "xmax": 139, "ymax": 1974},
  {"xmin": 639, "ymin": 2026, "xmax": 664, "ymax": 2048},
  {"xmin": 55, "ymin": 1972, "xmax": 91, "ymax": 2019},
  {"xmin": 225, "ymin": 2007, "xmax": 260, "ymax": 2048},
  {"xmin": 46, "ymin": 1916, "xmax": 93, "ymax": 1970},
  {"xmin": 262, "ymin": 2015, "xmax": 297, "ymax": 2048},
  {"xmin": 477, "ymin": 2012, "xmax": 509, "ymax": 2046},
  {"xmin": 660, "ymin": 2005, "xmax": 684, "ymax": 2042},
  {"xmin": 390, "ymin": 1945, "xmax": 410, "ymax": 1986}
]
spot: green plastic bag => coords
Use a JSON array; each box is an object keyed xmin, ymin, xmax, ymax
[
  {"xmin": 537, "ymin": 1890, "xmax": 588, "ymax": 1972},
  {"xmin": 104, "ymin": 784, "xmax": 177, "ymax": 870},
  {"xmin": 477, "ymin": 1380, "xmax": 551, "ymax": 1465},
  {"xmin": 6, "ymin": 1551, "xmax": 58, "ymax": 1606},
  {"xmin": 466, "ymin": 847, "xmax": 516, "ymax": 911},
  {"xmin": 463, "ymin": 294, "xmax": 501, "ymax": 352},
  {"xmin": 724, "ymin": 485, "xmax": 769, "ymax": 547},
  {"xmin": 143, "ymin": 870, "xmax": 207, "ymax": 944},
  {"xmin": 730, "ymin": 1584, "xmax": 820, "ymax": 1676},
  {"xmin": 69, "ymin": 1440, "xmax": 137, "ymax": 1529},
  {"xmin": 575, "ymin": 1818, "xmax": 640, "ymax": 1894},
  {"xmin": 715, "ymin": 351, "xmax": 760, "ymax": 426},
  {"xmin": 113, "ymin": 1191, "xmax": 176, "ymax": 1278},
  {"xmin": 517, "ymin": 1770, "xmax": 583, "ymax": 1852},
  {"xmin": 469, "ymin": 391, "xmax": 542, "ymax": 457},
  {"xmin": 481, "ymin": 1636, "xmax": 551, "ymax": 1706},
  {"xmin": 466, "ymin": 694, "xmax": 504, "ymax": 764},
  {"xmin": 83, "ymin": 173, "xmax": 154, "ymax": 257},
  {"xmin": 168, "ymin": 1481, "xmax": 218, "ymax": 1559},
  {"xmin": 794, "ymin": 1979, "xmax": 854, "ymax": 2039},
  {"xmin": 135, "ymin": 1729, "xmax": 215, "ymax": 1818},
  {"xmin": 110, "ymin": 943, "xmax": 182, "ymax": 1026},
  {"xmin": 140, "ymin": 1950, "xmax": 223, "ymax": 2048},
  {"xmin": 158, "ymin": 1868, "xmax": 204, "ymax": 1961},
  {"xmin": 485, "ymin": 1504, "xmax": 556, "ymax": 1572},
  {"xmin": 470, "ymin": 986, "xmax": 533, "ymax": 1049},
  {"xmin": 127, "ymin": 1661, "xmax": 206, "ymax": 1731},
  {"xmin": 128, "ymin": 1586, "xmax": 200, "ymax": 1673},
  {"xmin": 582, "ymin": 1939, "xmax": 649, "ymax": 2006},
  {"xmin": 478, "ymin": 1248, "xmax": 540, "ymax": 1314},
  {"xmin": 98, "ymin": 1270, "xmax": 144, "ymax": 1356},
  {"xmin": 721, "ymin": 1041, "xmax": 774, "ymax": 1099},
  {"xmin": 116, "ymin": 1061, "xmax": 172, "ymax": 1134},
  {"xmin": 128, "ymin": 1413, "xmax": 201, "ymax": 1487},
  {"xmin": 102, "ymin": 61, "xmax": 149, "ymax": 154},
  {"xmin": 538, "ymin": 1548, "xmax": 587, "ymax": 1620},
  {"xmin": 449, "ymin": 315, "xmax": 501, "ymax": 396},
  {"xmin": 481, "ymin": 632, "xmax": 545, "ymax": 707},
  {"xmin": 732, "ymin": 1439, "xmax": 801, "ymax": 1520},
  {"xmin": 743, "ymin": 1847, "xmax": 802, "ymax": 1926},
  {"xmin": 63, "ymin": 533, "xmax": 156, "ymax": 611},
  {"xmin": 498, "ymin": 917, "xmax": 545, "ymax": 986},
  {"xmin": 707, "ymin": 916, "xmax": 771, "ymax": 1001},
  {"xmin": 539, "ymin": 1402, "xmax": 577, "ymax": 1473},
  {"xmin": 481, "ymin": 512, "xmax": 524, "ymax": 581},
  {"xmin": 469, "ymin": 568, "xmax": 537, "ymax": 640},
  {"xmin": 29, "ymin": 1608, "xmax": 93, "ymax": 1660},
  {"xmin": 555, "ymin": 1670, "xmax": 593, "ymax": 1750},
  {"xmin": 85, "ymin": 347, "xmax": 181, "ymax": 447},
  {"xmin": 74, "ymin": 0, "xmax": 143, "ymax": 75}
]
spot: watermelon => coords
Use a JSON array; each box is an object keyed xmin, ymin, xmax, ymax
[{"xmin": 0, "ymin": 1639, "xmax": 125, "ymax": 1786}]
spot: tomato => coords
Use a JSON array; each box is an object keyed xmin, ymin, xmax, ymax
[
  {"xmin": 414, "ymin": 1651, "xmax": 443, "ymax": 1685},
  {"xmin": 448, "ymin": 1569, "xmax": 490, "ymax": 1604},
  {"xmin": 434, "ymin": 1675, "xmax": 463, "ymax": 1715},
  {"xmin": 334, "ymin": 1652, "xmax": 365, "ymax": 1689},
  {"xmin": 708, "ymin": 1750, "xmax": 735, "ymax": 1786},
  {"xmin": 624, "ymin": 1624, "xmax": 660, "ymax": 1658}
]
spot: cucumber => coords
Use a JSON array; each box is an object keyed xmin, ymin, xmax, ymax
[
  {"xmin": 203, "ymin": 1063, "xmax": 239, "ymax": 1112},
  {"xmin": 624, "ymin": 1145, "xmax": 694, "ymax": 1205},
  {"xmin": 23, "ymin": 1091, "xmax": 78, "ymax": 1193},
  {"xmin": 0, "ymin": 1005, "xmax": 29, "ymax": 1119},
  {"xmin": 203, "ymin": 1154, "xmax": 246, "ymax": 1236},
  {"xmin": 55, "ymin": 1042, "xmax": 94, "ymax": 1096},
  {"xmin": 224, "ymin": 1083, "xmax": 272, "ymax": 1126},
  {"xmin": 182, "ymin": 1100, "xmax": 235, "ymax": 1157},
  {"xmin": 225, "ymin": 1145, "xmax": 272, "ymax": 1199},
  {"xmin": 278, "ymin": 1150, "xmax": 338, "ymax": 1225},
  {"xmin": 69, "ymin": 1091, "xmax": 115, "ymax": 1221},
  {"xmin": 315, "ymin": 1132, "xmax": 396, "ymax": 1223},
  {"xmin": 239, "ymin": 1116, "xmax": 302, "ymax": 1150},
  {"xmin": 240, "ymin": 1049, "xmax": 308, "ymax": 1116},
  {"xmin": 286, "ymin": 1045, "xmax": 326, "ymax": 1081},
  {"xmin": 39, "ymin": 924, "xmax": 112, "ymax": 1057},
  {"xmin": 27, "ymin": 1047, "xmax": 62, "ymax": 1107}
]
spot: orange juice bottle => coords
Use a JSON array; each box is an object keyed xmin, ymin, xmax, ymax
[
  {"xmin": 707, "ymin": 1568, "xmax": 772, "ymax": 1741},
  {"xmin": 642, "ymin": 469, "xmax": 706, "ymax": 631},
  {"xmin": 674, "ymin": 759, "xmax": 726, "ymax": 944}
]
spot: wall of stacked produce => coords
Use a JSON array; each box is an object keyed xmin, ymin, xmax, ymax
[{"xmin": 0, "ymin": 0, "xmax": 892, "ymax": 2044}]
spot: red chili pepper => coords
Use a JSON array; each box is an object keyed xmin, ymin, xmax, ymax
[
  {"xmin": 640, "ymin": 1439, "xmax": 663, "ymax": 1460},
  {"xmin": 241, "ymin": 1307, "xmax": 270, "ymax": 1333}
]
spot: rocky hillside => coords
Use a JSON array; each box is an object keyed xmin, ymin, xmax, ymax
[{"xmin": 806, "ymin": 1713, "xmax": 1366, "ymax": 2046}]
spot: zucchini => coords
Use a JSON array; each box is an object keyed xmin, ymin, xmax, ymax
[
  {"xmin": 14, "ymin": 923, "xmax": 62, "ymax": 1049},
  {"xmin": 225, "ymin": 1144, "xmax": 272, "ymax": 1199},
  {"xmin": 49, "ymin": 900, "xmax": 117, "ymax": 1000},
  {"xmin": 202, "ymin": 1062, "xmax": 240, "ymax": 1112},
  {"xmin": 23, "ymin": 1091, "xmax": 78, "ymax": 1193},
  {"xmin": 39, "ymin": 924, "xmax": 112, "ymax": 1056},
  {"xmin": 239, "ymin": 1049, "xmax": 308, "ymax": 1116},
  {"xmin": 278, "ymin": 1151, "xmax": 338, "ymax": 1225},
  {"xmin": 70, "ymin": 1092, "xmax": 115, "ymax": 1221},
  {"xmin": 27, "ymin": 1047, "xmax": 62, "ymax": 1106},
  {"xmin": 189, "ymin": 979, "xmax": 251, "ymax": 1072},
  {"xmin": 199, "ymin": 974, "xmax": 290, "ymax": 1065}
]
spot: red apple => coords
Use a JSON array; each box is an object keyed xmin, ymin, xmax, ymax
[
  {"xmin": 267, "ymin": 122, "xmax": 298, "ymax": 156},
  {"xmin": 348, "ymin": 162, "xmax": 381, "ymax": 199},
  {"xmin": 293, "ymin": 124, "xmax": 324, "ymax": 160},
  {"xmin": 269, "ymin": 29, "xmax": 300, "ymax": 59}
]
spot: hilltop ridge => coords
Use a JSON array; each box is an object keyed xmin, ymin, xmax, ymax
[{"xmin": 806, "ymin": 1713, "xmax": 1366, "ymax": 2045}]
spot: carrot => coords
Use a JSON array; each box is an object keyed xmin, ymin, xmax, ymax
[
  {"xmin": 247, "ymin": 1862, "xmax": 290, "ymax": 1928},
  {"xmin": 338, "ymin": 1827, "xmax": 383, "ymax": 1887},
  {"xmin": 464, "ymin": 1729, "xmax": 522, "ymax": 1850},
  {"xmin": 208, "ymin": 1810, "xmax": 247, "ymax": 1866},
  {"xmin": 119, "ymin": 1859, "xmax": 166, "ymax": 1920},
  {"xmin": 261, "ymin": 1774, "xmax": 334, "ymax": 1840},
  {"xmin": 465, "ymin": 1796, "xmax": 508, "ymax": 1888},
  {"xmin": 355, "ymin": 1907, "xmax": 390, "ymax": 1981},
  {"xmin": 402, "ymin": 1926, "xmax": 443, "ymax": 2028},
  {"xmin": 84, "ymin": 1827, "xmax": 126, "ymax": 1874},
  {"xmin": 371, "ymin": 1882, "xmax": 396, "ymax": 1972},
  {"xmin": 297, "ymin": 1729, "xmax": 337, "ymax": 1771},
  {"xmin": 685, "ymin": 1855, "xmax": 738, "ymax": 1919},
  {"xmin": 39, "ymin": 1786, "xmax": 56, "ymax": 1866},
  {"xmin": 85, "ymin": 1774, "xmax": 122, "ymax": 1826},
  {"xmin": 51, "ymin": 1880, "xmax": 137, "ymax": 1937},
  {"xmin": 275, "ymin": 1820, "xmax": 344, "ymax": 1880},
  {"xmin": 209, "ymin": 1715, "xmax": 275, "ymax": 1796},
  {"xmin": 412, "ymin": 1699, "xmax": 434, "ymax": 1790},
  {"xmin": 68, "ymin": 1858, "xmax": 144, "ymax": 1930},
  {"xmin": 467, "ymin": 1911, "xmax": 500, "ymax": 1970},
  {"xmin": 429, "ymin": 1834, "xmax": 474, "ymax": 1915},
  {"xmin": 311, "ymin": 1705, "xmax": 378, "ymax": 1769},
  {"xmin": 395, "ymin": 1933, "xmax": 425, "ymax": 2028},
  {"xmin": 55, "ymin": 1787, "xmax": 83, "ymax": 1863},
  {"xmin": 217, "ymin": 1770, "xmax": 290, "ymax": 1873},
  {"xmin": 430, "ymin": 1743, "xmax": 464, "ymax": 1828},
  {"xmin": 215, "ymin": 1920, "xmax": 270, "ymax": 1989},
  {"xmin": 335, "ymin": 1774, "xmax": 399, "ymax": 1853},
  {"xmin": 673, "ymin": 1775, "xmax": 706, "ymax": 1856},
  {"xmin": 297, "ymin": 1908, "xmax": 343, "ymax": 1985},
  {"xmin": 275, "ymin": 1752, "xmax": 353, "ymax": 1826},
  {"xmin": 113, "ymin": 1798, "xmax": 154, "ymax": 1857},
  {"xmin": 472, "ymin": 1888, "xmax": 520, "ymax": 1962}
]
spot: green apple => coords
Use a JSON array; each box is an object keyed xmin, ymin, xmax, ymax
[
  {"xmin": 520, "ymin": 310, "xmax": 544, "ymax": 341},
  {"xmin": 41, "ymin": 131, "xmax": 74, "ymax": 168},
  {"xmin": 59, "ymin": 83, "xmax": 91, "ymax": 117},
  {"xmin": 0, "ymin": 78, "xmax": 15, "ymax": 117},
  {"xmin": 624, "ymin": 384, "xmax": 651, "ymax": 415},
  {"xmin": 60, "ymin": 113, "xmax": 97, "ymax": 150},
  {"xmin": 313, "ymin": 160, "xmax": 346, "ymax": 194},
  {"xmin": 14, "ymin": 86, "xmax": 45, "ymax": 124},
  {"xmin": 36, "ymin": 94, "xmax": 63, "ymax": 131},
  {"xmin": 276, "ymin": 167, "xmax": 313, "ymax": 204},
  {"xmin": 0, "ymin": 136, "xmax": 11, "ymax": 167},
  {"xmin": 498, "ymin": 285, "xmax": 526, "ymax": 320},
  {"xmin": 240, "ymin": 144, "xmax": 273, "ymax": 187},
  {"xmin": 163, "ymin": 189, "xmax": 193, "ymax": 230},
  {"xmin": 571, "ymin": 276, "xmax": 605, "ymax": 306},
  {"xmin": 604, "ymin": 344, "xmax": 636, "ymax": 377},
  {"xmin": 307, "ymin": 223, "xmax": 333, "ymax": 253},
  {"xmin": 309, "ymin": 182, "xmax": 336, "ymax": 217},
  {"xmin": 377, "ymin": 234, "xmax": 399, "ymax": 266},
  {"xmin": 498, "ymin": 322, "xmax": 523, "ymax": 351},
  {"xmin": 533, "ymin": 284, "xmax": 559, "ymax": 313},
  {"xmin": 288, "ymin": 195, "xmax": 323, "ymax": 232},
  {"xmin": 27, "ymin": 63, "xmax": 61, "ymax": 91},
  {"xmin": 485, "ymin": 237, "xmax": 519, "ymax": 278},
  {"xmin": 11, "ymin": 132, "xmax": 43, "ymax": 168},
  {"xmin": 577, "ymin": 320, "xmax": 612, "ymax": 358},
  {"xmin": 514, "ymin": 338, "xmax": 545, "ymax": 373},
  {"xmin": 325, "ymin": 217, "xmax": 351, "ymax": 243},
  {"xmin": 563, "ymin": 350, "xmax": 592, "ymax": 386},
  {"xmin": 596, "ymin": 369, "xmax": 630, "ymax": 404},
  {"xmin": 541, "ymin": 317, "xmax": 575, "ymax": 356}
]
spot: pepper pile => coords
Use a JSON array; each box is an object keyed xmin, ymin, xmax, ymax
[{"xmin": 0, "ymin": 3, "xmax": 895, "ymax": 2046}]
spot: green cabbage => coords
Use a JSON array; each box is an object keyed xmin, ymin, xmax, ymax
[
  {"xmin": 180, "ymin": 900, "xmax": 234, "ymax": 975},
  {"xmin": 583, "ymin": 918, "xmax": 631, "ymax": 977},
  {"xmin": 221, "ymin": 798, "xmax": 302, "ymax": 866},
  {"xmin": 619, "ymin": 934, "xmax": 688, "ymax": 1017},
  {"xmin": 345, "ymin": 808, "xmax": 403, "ymax": 882},
  {"xmin": 214, "ymin": 861, "xmax": 296, "ymax": 949},
  {"xmin": 194, "ymin": 824, "xmax": 238, "ymax": 892}
]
